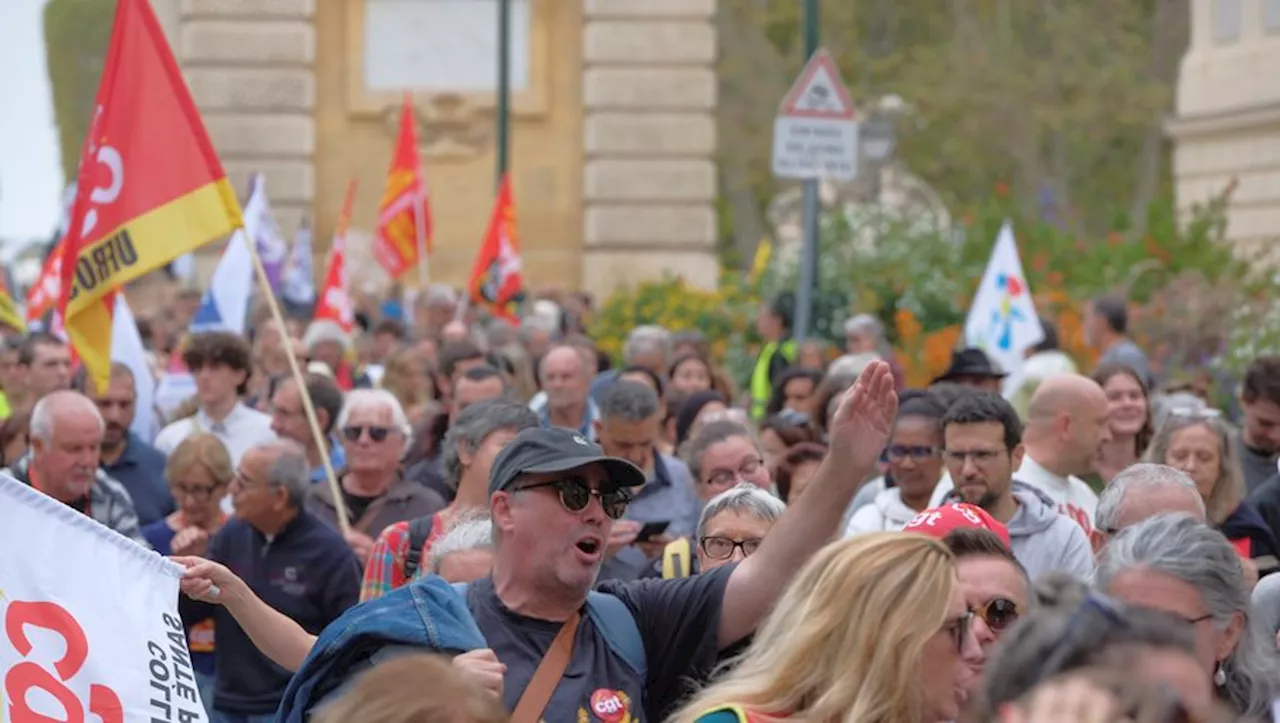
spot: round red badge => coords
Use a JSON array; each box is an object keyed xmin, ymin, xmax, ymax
[{"xmin": 589, "ymin": 688, "xmax": 629, "ymax": 723}]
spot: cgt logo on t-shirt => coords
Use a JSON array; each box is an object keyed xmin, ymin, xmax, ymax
[{"xmin": 581, "ymin": 688, "xmax": 634, "ymax": 723}]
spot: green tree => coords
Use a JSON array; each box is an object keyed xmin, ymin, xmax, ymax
[{"xmin": 44, "ymin": 0, "xmax": 115, "ymax": 184}]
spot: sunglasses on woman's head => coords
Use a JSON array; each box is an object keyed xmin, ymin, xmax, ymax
[
  {"xmin": 513, "ymin": 476, "xmax": 632, "ymax": 520},
  {"xmin": 342, "ymin": 425, "xmax": 392, "ymax": 443},
  {"xmin": 973, "ymin": 597, "xmax": 1020, "ymax": 633}
]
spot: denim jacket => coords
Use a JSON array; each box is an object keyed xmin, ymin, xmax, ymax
[{"xmin": 275, "ymin": 575, "xmax": 485, "ymax": 723}]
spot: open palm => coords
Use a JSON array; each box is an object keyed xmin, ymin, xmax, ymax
[{"xmin": 828, "ymin": 361, "xmax": 898, "ymax": 473}]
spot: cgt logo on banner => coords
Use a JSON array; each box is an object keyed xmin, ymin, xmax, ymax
[{"xmin": 0, "ymin": 473, "xmax": 206, "ymax": 723}]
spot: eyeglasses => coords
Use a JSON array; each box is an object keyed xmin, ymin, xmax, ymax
[
  {"xmin": 699, "ymin": 536, "xmax": 763, "ymax": 560},
  {"xmin": 942, "ymin": 610, "xmax": 975, "ymax": 652},
  {"xmin": 886, "ymin": 445, "xmax": 939, "ymax": 462},
  {"xmin": 513, "ymin": 477, "xmax": 633, "ymax": 520},
  {"xmin": 942, "ymin": 449, "xmax": 1004, "ymax": 465},
  {"xmin": 171, "ymin": 483, "xmax": 221, "ymax": 502},
  {"xmin": 342, "ymin": 425, "xmax": 392, "ymax": 443},
  {"xmin": 705, "ymin": 457, "xmax": 765, "ymax": 488},
  {"xmin": 973, "ymin": 597, "xmax": 1020, "ymax": 633}
]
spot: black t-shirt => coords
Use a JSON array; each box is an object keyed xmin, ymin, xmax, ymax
[
  {"xmin": 465, "ymin": 565, "xmax": 735, "ymax": 722},
  {"xmin": 340, "ymin": 489, "xmax": 379, "ymax": 524}
]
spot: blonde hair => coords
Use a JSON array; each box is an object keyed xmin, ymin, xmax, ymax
[
  {"xmin": 165, "ymin": 433, "xmax": 233, "ymax": 488},
  {"xmin": 1143, "ymin": 415, "xmax": 1243, "ymax": 526},
  {"xmin": 380, "ymin": 347, "xmax": 433, "ymax": 411},
  {"xmin": 312, "ymin": 653, "xmax": 507, "ymax": 723},
  {"xmin": 670, "ymin": 533, "xmax": 957, "ymax": 723}
]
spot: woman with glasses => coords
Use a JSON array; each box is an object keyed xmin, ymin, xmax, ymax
[
  {"xmin": 664, "ymin": 483, "xmax": 785, "ymax": 579},
  {"xmin": 141, "ymin": 433, "xmax": 232, "ymax": 716},
  {"xmin": 1091, "ymin": 364, "xmax": 1154, "ymax": 486},
  {"xmin": 671, "ymin": 533, "xmax": 983, "ymax": 723},
  {"xmin": 1094, "ymin": 513, "xmax": 1280, "ymax": 719},
  {"xmin": 846, "ymin": 392, "xmax": 951, "ymax": 535},
  {"xmin": 1144, "ymin": 412, "xmax": 1277, "ymax": 564},
  {"xmin": 684, "ymin": 420, "xmax": 774, "ymax": 503}
]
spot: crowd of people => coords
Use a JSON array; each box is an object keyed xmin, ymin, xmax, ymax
[{"xmin": 7, "ymin": 282, "xmax": 1280, "ymax": 722}]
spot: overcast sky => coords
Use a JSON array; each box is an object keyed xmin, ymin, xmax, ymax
[{"xmin": 0, "ymin": 0, "xmax": 62, "ymax": 242}]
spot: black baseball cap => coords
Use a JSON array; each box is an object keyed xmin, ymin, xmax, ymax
[{"xmin": 487, "ymin": 427, "xmax": 646, "ymax": 496}]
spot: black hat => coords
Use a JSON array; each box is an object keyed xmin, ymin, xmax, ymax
[
  {"xmin": 931, "ymin": 348, "xmax": 1007, "ymax": 385},
  {"xmin": 487, "ymin": 427, "xmax": 646, "ymax": 497}
]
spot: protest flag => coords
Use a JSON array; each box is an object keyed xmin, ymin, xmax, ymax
[
  {"xmin": 467, "ymin": 173, "xmax": 524, "ymax": 323},
  {"xmin": 963, "ymin": 220, "xmax": 1045, "ymax": 377},
  {"xmin": 373, "ymin": 94, "xmax": 432, "ymax": 284},
  {"xmin": 313, "ymin": 181, "xmax": 358, "ymax": 334}
]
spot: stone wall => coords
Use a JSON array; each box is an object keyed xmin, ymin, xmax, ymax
[
  {"xmin": 176, "ymin": 0, "xmax": 317, "ymax": 279},
  {"xmin": 580, "ymin": 0, "xmax": 720, "ymax": 299}
]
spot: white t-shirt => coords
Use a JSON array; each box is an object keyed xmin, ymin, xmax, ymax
[
  {"xmin": 1016, "ymin": 455, "xmax": 1098, "ymax": 534},
  {"xmin": 154, "ymin": 403, "xmax": 276, "ymax": 467}
]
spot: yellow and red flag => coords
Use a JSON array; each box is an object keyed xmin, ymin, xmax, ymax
[
  {"xmin": 468, "ymin": 173, "xmax": 524, "ymax": 323},
  {"xmin": 25, "ymin": 249, "xmax": 64, "ymax": 326},
  {"xmin": 313, "ymin": 181, "xmax": 358, "ymax": 334},
  {"xmin": 0, "ymin": 275, "xmax": 27, "ymax": 334},
  {"xmin": 373, "ymin": 94, "xmax": 432, "ymax": 281},
  {"xmin": 58, "ymin": 0, "xmax": 243, "ymax": 390}
]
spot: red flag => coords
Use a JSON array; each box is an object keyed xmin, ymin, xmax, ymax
[
  {"xmin": 26, "ymin": 248, "xmax": 64, "ymax": 325},
  {"xmin": 314, "ymin": 181, "xmax": 358, "ymax": 334},
  {"xmin": 468, "ymin": 174, "xmax": 524, "ymax": 323},
  {"xmin": 373, "ymin": 94, "xmax": 432, "ymax": 280},
  {"xmin": 57, "ymin": 0, "xmax": 243, "ymax": 390}
]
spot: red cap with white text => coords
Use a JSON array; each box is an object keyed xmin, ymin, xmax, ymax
[{"xmin": 903, "ymin": 503, "xmax": 1012, "ymax": 549}]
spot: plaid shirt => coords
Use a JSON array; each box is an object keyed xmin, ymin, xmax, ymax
[
  {"xmin": 4, "ymin": 455, "xmax": 150, "ymax": 549},
  {"xmin": 359, "ymin": 508, "xmax": 449, "ymax": 602}
]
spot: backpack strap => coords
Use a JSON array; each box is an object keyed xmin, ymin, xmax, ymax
[
  {"xmin": 402, "ymin": 515, "xmax": 436, "ymax": 580},
  {"xmin": 662, "ymin": 538, "xmax": 692, "ymax": 579},
  {"xmin": 585, "ymin": 592, "xmax": 646, "ymax": 678}
]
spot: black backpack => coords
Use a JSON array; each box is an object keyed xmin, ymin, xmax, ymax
[{"xmin": 401, "ymin": 515, "xmax": 436, "ymax": 580}]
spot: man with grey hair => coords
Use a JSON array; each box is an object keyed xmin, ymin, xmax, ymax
[
  {"xmin": 589, "ymin": 325, "xmax": 672, "ymax": 404},
  {"xmin": 593, "ymin": 380, "xmax": 701, "ymax": 581},
  {"xmin": 183, "ymin": 439, "xmax": 360, "ymax": 722},
  {"xmin": 516, "ymin": 313, "xmax": 558, "ymax": 360},
  {"xmin": 4, "ymin": 389, "xmax": 147, "ymax": 546},
  {"xmin": 429, "ymin": 514, "xmax": 496, "ymax": 582},
  {"xmin": 1093, "ymin": 462, "xmax": 1206, "ymax": 550}
]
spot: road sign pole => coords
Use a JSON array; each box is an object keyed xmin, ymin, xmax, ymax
[
  {"xmin": 794, "ymin": 0, "xmax": 820, "ymax": 342},
  {"xmin": 496, "ymin": 0, "xmax": 511, "ymax": 187}
]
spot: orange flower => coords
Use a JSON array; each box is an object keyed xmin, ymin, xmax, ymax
[
  {"xmin": 1106, "ymin": 231, "xmax": 1123, "ymax": 246},
  {"xmin": 995, "ymin": 181, "xmax": 1010, "ymax": 197},
  {"xmin": 895, "ymin": 309, "xmax": 924, "ymax": 346}
]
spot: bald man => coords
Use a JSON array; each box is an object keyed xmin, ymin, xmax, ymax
[{"xmin": 1017, "ymin": 374, "xmax": 1112, "ymax": 534}]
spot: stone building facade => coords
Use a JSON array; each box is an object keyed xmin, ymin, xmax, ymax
[
  {"xmin": 152, "ymin": 0, "xmax": 719, "ymax": 299},
  {"xmin": 1170, "ymin": 0, "xmax": 1280, "ymax": 258}
]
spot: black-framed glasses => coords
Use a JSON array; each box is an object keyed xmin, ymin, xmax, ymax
[
  {"xmin": 342, "ymin": 425, "xmax": 392, "ymax": 443},
  {"xmin": 699, "ymin": 536, "xmax": 762, "ymax": 560},
  {"xmin": 973, "ymin": 597, "xmax": 1020, "ymax": 633},
  {"xmin": 705, "ymin": 457, "xmax": 764, "ymax": 489},
  {"xmin": 514, "ymin": 477, "xmax": 633, "ymax": 520},
  {"xmin": 886, "ymin": 444, "xmax": 939, "ymax": 462},
  {"xmin": 943, "ymin": 610, "xmax": 975, "ymax": 652}
]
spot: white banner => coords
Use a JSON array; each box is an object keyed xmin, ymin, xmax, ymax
[
  {"xmin": 0, "ymin": 474, "xmax": 207, "ymax": 723},
  {"xmin": 963, "ymin": 220, "xmax": 1045, "ymax": 377}
]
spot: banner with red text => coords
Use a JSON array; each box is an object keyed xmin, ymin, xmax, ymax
[{"xmin": 0, "ymin": 473, "xmax": 206, "ymax": 723}]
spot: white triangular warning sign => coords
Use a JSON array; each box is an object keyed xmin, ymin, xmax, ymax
[{"xmin": 780, "ymin": 48, "xmax": 856, "ymax": 120}]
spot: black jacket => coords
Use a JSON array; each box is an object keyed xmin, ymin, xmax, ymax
[{"xmin": 180, "ymin": 511, "xmax": 360, "ymax": 714}]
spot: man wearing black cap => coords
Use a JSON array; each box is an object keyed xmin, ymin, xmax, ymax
[{"xmin": 450, "ymin": 362, "xmax": 899, "ymax": 722}]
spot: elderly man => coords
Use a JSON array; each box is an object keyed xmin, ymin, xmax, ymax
[
  {"xmin": 1093, "ymin": 462, "xmax": 1207, "ymax": 550},
  {"xmin": 306, "ymin": 389, "xmax": 445, "ymax": 563},
  {"xmin": 589, "ymin": 325, "xmax": 671, "ymax": 404},
  {"xmin": 532, "ymin": 344, "xmax": 599, "ymax": 439},
  {"xmin": 79, "ymin": 362, "xmax": 173, "ymax": 526},
  {"xmin": 362, "ymin": 399, "xmax": 539, "ymax": 601},
  {"xmin": 4, "ymin": 389, "xmax": 147, "ymax": 546},
  {"xmin": 1017, "ymin": 374, "xmax": 1111, "ymax": 534},
  {"xmin": 279, "ymin": 362, "xmax": 899, "ymax": 723},
  {"xmin": 593, "ymin": 380, "xmax": 700, "ymax": 582},
  {"xmin": 180, "ymin": 440, "xmax": 360, "ymax": 722},
  {"xmin": 270, "ymin": 373, "xmax": 347, "ymax": 483}
]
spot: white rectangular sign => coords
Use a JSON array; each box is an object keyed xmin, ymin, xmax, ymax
[{"xmin": 772, "ymin": 117, "xmax": 859, "ymax": 181}]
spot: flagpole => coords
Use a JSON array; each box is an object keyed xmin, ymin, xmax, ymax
[{"xmin": 240, "ymin": 230, "xmax": 351, "ymax": 536}]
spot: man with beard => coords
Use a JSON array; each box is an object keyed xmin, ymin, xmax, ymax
[
  {"xmin": 77, "ymin": 363, "xmax": 173, "ymax": 526},
  {"xmin": 939, "ymin": 391, "xmax": 1093, "ymax": 581}
]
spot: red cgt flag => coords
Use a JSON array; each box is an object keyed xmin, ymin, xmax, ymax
[
  {"xmin": 57, "ymin": 0, "xmax": 243, "ymax": 391},
  {"xmin": 314, "ymin": 181, "xmax": 358, "ymax": 334},
  {"xmin": 373, "ymin": 94, "xmax": 432, "ymax": 280},
  {"xmin": 468, "ymin": 174, "xmax": 524, "ymax": 323}
]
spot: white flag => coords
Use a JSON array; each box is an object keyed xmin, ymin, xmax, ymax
[
  {"xmin": 280, "ymin": 218, "xmax": 316, "ymax": 307},
  {"xmin": 963, "ymin": 220, "xmax": 1045, "ymax": 377},
  {"xmin": 112, "ymin": 295, "xmax": 159, "ymax": 443},
  {"xmin": 0, "ymin": 474, "xmax": 208, "ymax": 722}
]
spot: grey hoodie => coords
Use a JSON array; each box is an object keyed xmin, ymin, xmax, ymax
[{"xmin": 946, "ymin": 481, "xmax": 1094, "ymax": 582}]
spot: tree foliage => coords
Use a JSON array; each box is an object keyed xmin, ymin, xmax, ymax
[
  {"xmin": 717, "ymin": 0, "xmax": 1190, "ymax": 265},
  {"xmin": 43, "ymin": 0, "xmax": 115, "ymax": 184}
]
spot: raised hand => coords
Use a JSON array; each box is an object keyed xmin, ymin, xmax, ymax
[{"xmin": 826, "ymin": 361, "xmax": 898, "ymax": 473}]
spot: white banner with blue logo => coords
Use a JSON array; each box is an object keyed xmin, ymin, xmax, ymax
[{"xmin": 963, "ymin": 220, "xmax": 1044, "ymax": 378}]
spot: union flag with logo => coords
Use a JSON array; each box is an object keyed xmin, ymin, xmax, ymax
[
  {"xmin": 313, "ymin": 181, "xmax": 358, "ymax": 334},
  {"xmin": 58, "ymin": 0, "xmax": 243, "ymax": 391},
  {"xmin": 373, "ymin": 94, "xmax": 432, "ymax": 280},
  {"xmin": 467, "ymin": 174, "xmax": 524, "ymax": 323}
]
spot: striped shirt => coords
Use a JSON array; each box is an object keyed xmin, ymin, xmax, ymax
[{"xmin": 4, "ymin": 455, "xmax": 149, "ymax": 549}]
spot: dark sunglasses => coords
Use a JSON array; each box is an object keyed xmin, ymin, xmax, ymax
[
  {"xmin": 342, "ymin": 425, "xmax": 392, "ymax": 443},
  {"xmin": 973, "ymin": 597, "xmax": 1020, "ymax": 633},
  {"xmin": 514, "ymin": 476, "xmax": 632, "ymax": 520}
]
